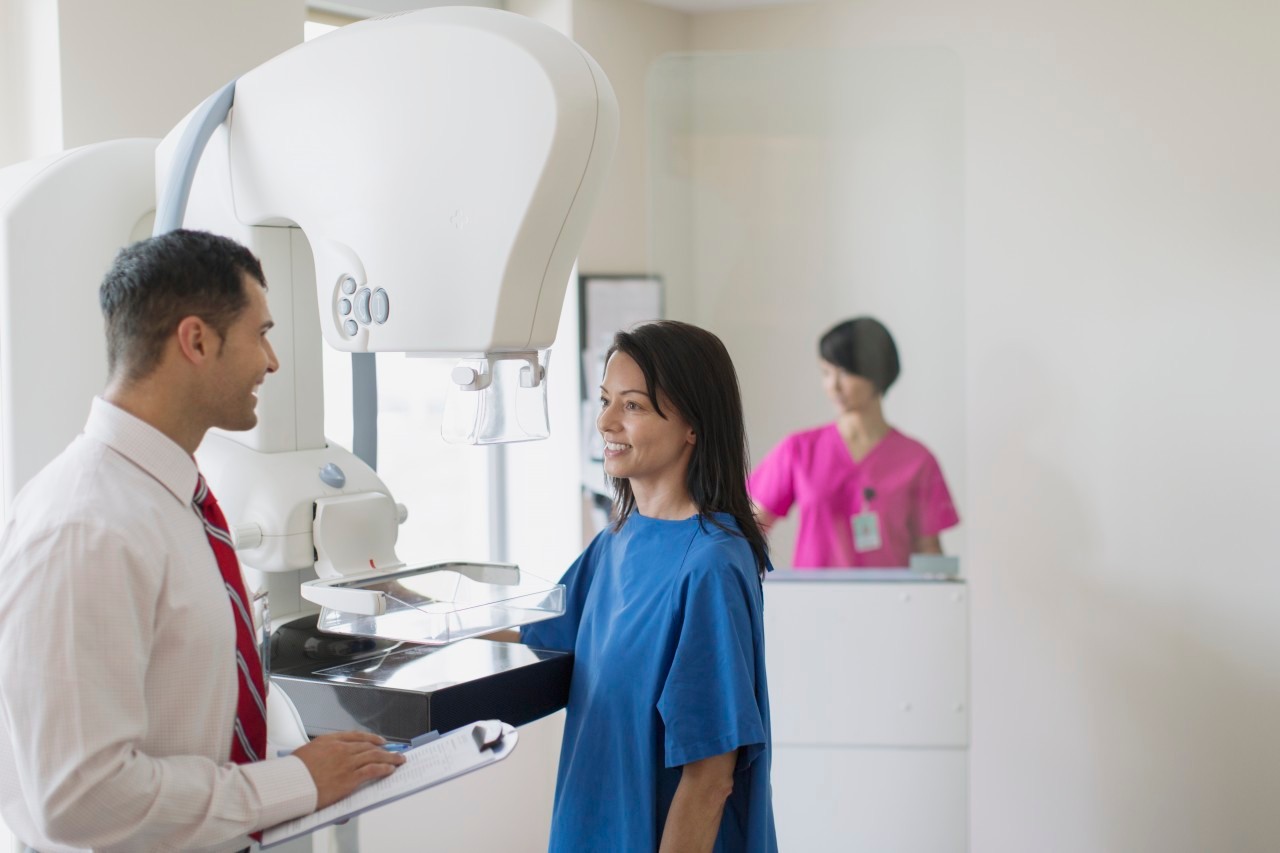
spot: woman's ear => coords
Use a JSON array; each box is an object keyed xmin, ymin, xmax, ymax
[{"xmin": 687, "ymin": 428, "xmax": 697, "ymax": 446}]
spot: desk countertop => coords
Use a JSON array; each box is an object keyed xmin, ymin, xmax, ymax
[{"xmin": 766, "ymin": 568, "xmax": 964, "ymax": 584}]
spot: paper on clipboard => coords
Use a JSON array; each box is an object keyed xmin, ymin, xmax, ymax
[{"xmin": 260, "ymin": 721, "xmax": 518, "ymax": 849}]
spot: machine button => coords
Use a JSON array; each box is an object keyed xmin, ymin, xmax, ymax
[
  {"xmin": 341, "ymin": 276, "xmax": 358, "ymax": 295},
  {"xmin": 372, "ymin": 288, "xmax": 390, "ymax": 323},
  {"xmin": 339, "ymin": 298, "xmax": 352, "ymax": 316},
  {"xmin": 344, "ymin": 319, "xmax": 358, "ymax": 336},
  {"xmin": 319, "ymin": 463, "xmax": 347, "ymax": 488},
  {"xmin": 356, "ymin": 288, "xmax": 372, "ymax": 324}
]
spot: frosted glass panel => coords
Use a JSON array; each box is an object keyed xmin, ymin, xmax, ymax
[{"xmin": 649, "ymin": 49, "xmax": 966, "ymax": 568}]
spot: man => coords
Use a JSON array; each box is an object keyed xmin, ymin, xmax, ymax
[{"xmin": 0, "ymin": 230, "xmax": 404, "ymax": 852}]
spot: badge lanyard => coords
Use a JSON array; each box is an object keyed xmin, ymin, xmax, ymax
[{"xmin": 852, "ymin": 486, "xmax": 882, "ymax": 553}]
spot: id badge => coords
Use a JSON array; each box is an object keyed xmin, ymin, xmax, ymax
[{"xmin": 852, "ymin": 511, "xmax": 882, "ymax": 553}]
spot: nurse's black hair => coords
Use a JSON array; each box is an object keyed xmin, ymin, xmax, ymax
[
  {"xmin": 819, "ymin": 316, "xmax": 900, "ymax": 395},
  {"xmin": 605, "ymin": 320, "xmax": 769, "ymax": 579}
]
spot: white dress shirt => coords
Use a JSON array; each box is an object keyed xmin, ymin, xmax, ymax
[{"xmin": 0, "ymin": 398, "xmax": 316, "ymax": 852}]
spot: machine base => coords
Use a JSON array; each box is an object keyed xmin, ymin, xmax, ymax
[{"xmin": 269, "ymin": 615, "xmax": 572, "ymax": 740}]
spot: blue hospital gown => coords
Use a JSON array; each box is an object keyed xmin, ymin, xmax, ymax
[{"xmin": 522, "ymin": 511, "xmax": 777, "ymax": 852}]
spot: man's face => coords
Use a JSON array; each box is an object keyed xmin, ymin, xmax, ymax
[{"xmin": 206, "ymin": 274, "xmax": 279, "ymax": 432}]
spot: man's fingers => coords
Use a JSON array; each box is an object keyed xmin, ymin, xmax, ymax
[
  {"xmin": 316, "ymin": 730, "xmax": 388, "ymax": 746},
  {"xmin": 361, "ymin": 750, "xmax": 406, "ymax": 768},
  {"xmin": 355, "ymin": 762, "xmax": 400, "ymax": 783},
  {"xmin": 296, "ymin": 731, "xmax": 407, "ymax": 809},
  {"xmin": 340, "ymin": 741, "xmax": 405, "ymax": 768}
]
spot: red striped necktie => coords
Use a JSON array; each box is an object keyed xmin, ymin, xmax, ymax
[{"xmin": 193, "ymin": 474, "xmax": 268, "ymax": 765}]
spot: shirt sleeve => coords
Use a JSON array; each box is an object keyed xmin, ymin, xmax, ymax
[
  {"xmin": 0, "ymin": 520, "xmax": 315, "ymax": 852},
  {"xmin": 914, "ymin": 452, "xmax": 961, "ymax": 537},
  {"xmin": 521, "ymin": 532, "xmax": 601, "ymax": 652},
  {"xmin": 657, "ymin": 556, "xmax": 767, "ymax": 772},
  {"xmin": 748, "ymin": 435, "xmax": 798, "ymax": 519}
]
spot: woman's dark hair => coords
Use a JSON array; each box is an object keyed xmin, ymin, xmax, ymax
[
  {"xmin": 818, "ymin": 316, "xmax": 900, "ymax": 395},
  {"xmin": 605, "ymin": 320, "xmax": 769, "ymax": 578}
]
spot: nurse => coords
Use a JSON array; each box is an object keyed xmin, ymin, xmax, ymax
[
  {"xmin": 749, "ymin": 316, "xmax": 959, "ymax": 569},
  {"xmin": 522, "ymin": 320, "xmax": 776, "ymax": 852}
]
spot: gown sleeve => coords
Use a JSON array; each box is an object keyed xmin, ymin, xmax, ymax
[
  {"xmin": 520, "ymin": 531, "xmax": 603, "ymax": 652},
  {"xmin": 657, "ymin": 554, "xmax": 767, "ymax": 772}
]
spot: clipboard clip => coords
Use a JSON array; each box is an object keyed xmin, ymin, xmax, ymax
[{"xmin": 472, "ymin": 720, "xmax": 505, "ymax": 752}]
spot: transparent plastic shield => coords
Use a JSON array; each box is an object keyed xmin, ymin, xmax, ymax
[
  {"xmin": 312, "ymin": 562, "xmax": 565, "ymax": 645},
  {"xmin": 442, "ymin": 351, "xmax": 551, "ymax": 444}
]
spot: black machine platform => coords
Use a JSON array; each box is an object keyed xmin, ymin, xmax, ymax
[{"xmin": 268, "ymin": 615, "xmax": 573, "ymax": 741}]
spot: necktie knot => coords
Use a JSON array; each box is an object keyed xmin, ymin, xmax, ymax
[{"xmin": 194, "ymin": 473, "xmax": 215, "ymax": 515}]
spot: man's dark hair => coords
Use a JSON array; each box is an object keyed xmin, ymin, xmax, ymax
[
  {"xmin": 605, "ymin": 320, "xmax": 769, "ymax": 579},
  {"xmin": 818, "ymin": 316, "xmax": 900, "ymax": 395},
  {"xmin": 99, "ymin": 229, "xmax": 266, "ymax": 383}
]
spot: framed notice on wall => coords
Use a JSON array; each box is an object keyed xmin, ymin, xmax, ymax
[
  {"xmin": 578, "ymin": 274, "xmax": 664, "ymax": 399},
  {"xmin": 577, "ymin": 274, "xmax": 663, "ymax": 533}
]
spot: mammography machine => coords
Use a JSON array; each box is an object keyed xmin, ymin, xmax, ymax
[{"xmin": 0, "ymin": 5, "xmax": 616, "ymax": 755}]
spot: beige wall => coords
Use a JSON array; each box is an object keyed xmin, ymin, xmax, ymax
[
  {"xmin": 0, "ymin": 0, "xmax": 303, "ymax": 168},
  {"xmin": 570, "ymin": 0, "xmax": 690, "ymax": 273},
  {"xmin": 685, "ymin": 1, "xmax": 1280, "ymax": 851}
]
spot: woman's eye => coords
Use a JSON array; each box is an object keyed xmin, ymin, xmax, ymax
[
  {"xmin": 599, "ymin": 397, "xmax": 609, "ymax": 409},
  {"xmin": 625, "ymin": 401, "xmax": 640, "ymax": 411}
]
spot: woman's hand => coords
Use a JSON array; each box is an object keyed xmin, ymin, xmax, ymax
[{"xmin": 659, "ymin": 750, "xmax": 738, "ymax": 853}]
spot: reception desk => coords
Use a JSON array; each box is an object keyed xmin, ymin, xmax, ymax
[{"xmin": 764, "ymin": 569, "xmax": 968, "ymax": 852}]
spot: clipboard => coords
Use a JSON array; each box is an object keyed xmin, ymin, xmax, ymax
[{"xmin": 260, "ymin": 720, "xmax": 518, "ymax": 849}]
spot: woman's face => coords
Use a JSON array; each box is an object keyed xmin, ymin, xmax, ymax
[
  {"xmin": 597, "ymin": 351, "xmax": 696, "ymax": 486},
  {"xmin": 820, "ymin": 359, "xmax": 880, "ymax": 414}
]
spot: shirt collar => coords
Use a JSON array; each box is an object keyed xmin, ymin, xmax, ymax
[{"xmin": 84, "ymin": 397, "xmax": 198, "ymax": 506}]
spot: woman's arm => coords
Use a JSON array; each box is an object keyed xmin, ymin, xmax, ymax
[
  {"xmin": 752, "ymin": 501, "xmax": 778, "ymax": 533},
  {"xmin": 913, "ymin": 534, "xmax": 943, "ymax": 555},
  {"xmin": 659, "ymin": 749, "xmax": 738, "ymax": 853}
]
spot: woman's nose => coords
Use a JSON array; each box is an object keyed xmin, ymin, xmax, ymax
[{"xmin": 597, "ymin": 403, "xmax": 618, "ymax": 432}]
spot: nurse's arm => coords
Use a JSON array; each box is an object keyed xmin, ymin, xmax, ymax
[
  {"xmin": 914, "ymin": 534, "xmax": 943, "ymax": 555},
  {"xmin": 659, "ymin": 749, "xmax": 738, "ymax": 853},
  {"xmin": 753, "ymin": 502, "xmax": 778, "ymax": 533}
]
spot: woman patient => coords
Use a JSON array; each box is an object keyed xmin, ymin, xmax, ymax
[{"xmin": 522, "ymin": 320, "xmax": 777, "ymax": 852}]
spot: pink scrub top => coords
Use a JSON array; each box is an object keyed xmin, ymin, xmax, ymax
[{"xmin": 749, "ymin": 424, "xmax": 959, "ymax": 568}]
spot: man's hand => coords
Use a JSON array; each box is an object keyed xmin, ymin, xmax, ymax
[{"xmin": 292, "ymin": 731, "xmax": 407, "ymax": 810}]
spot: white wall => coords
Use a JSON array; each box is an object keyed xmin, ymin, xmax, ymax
[
  {"xmin": 679, "ymin": 1, "xmax": 1280, "ymax": 851},
  {"xmin": 572, "ymin": 0, "xmax": 691, "ymax": 274},
  {"xmin": 0, "ymin": 0, "xmax": 303, "ymax": 168}
]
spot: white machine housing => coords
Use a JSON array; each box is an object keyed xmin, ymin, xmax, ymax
[
  {"xmin": 172, "ymin": 8, "xmax": 615, "ymax": 360},
  {"xmin": 0, "ymin": 8, "xmax": 618, "ymax": 627}
]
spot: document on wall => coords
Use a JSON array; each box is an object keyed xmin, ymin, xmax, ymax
[{"xmin": 260, "ymin": 720, "xmax": 518, "ymax": 849}]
